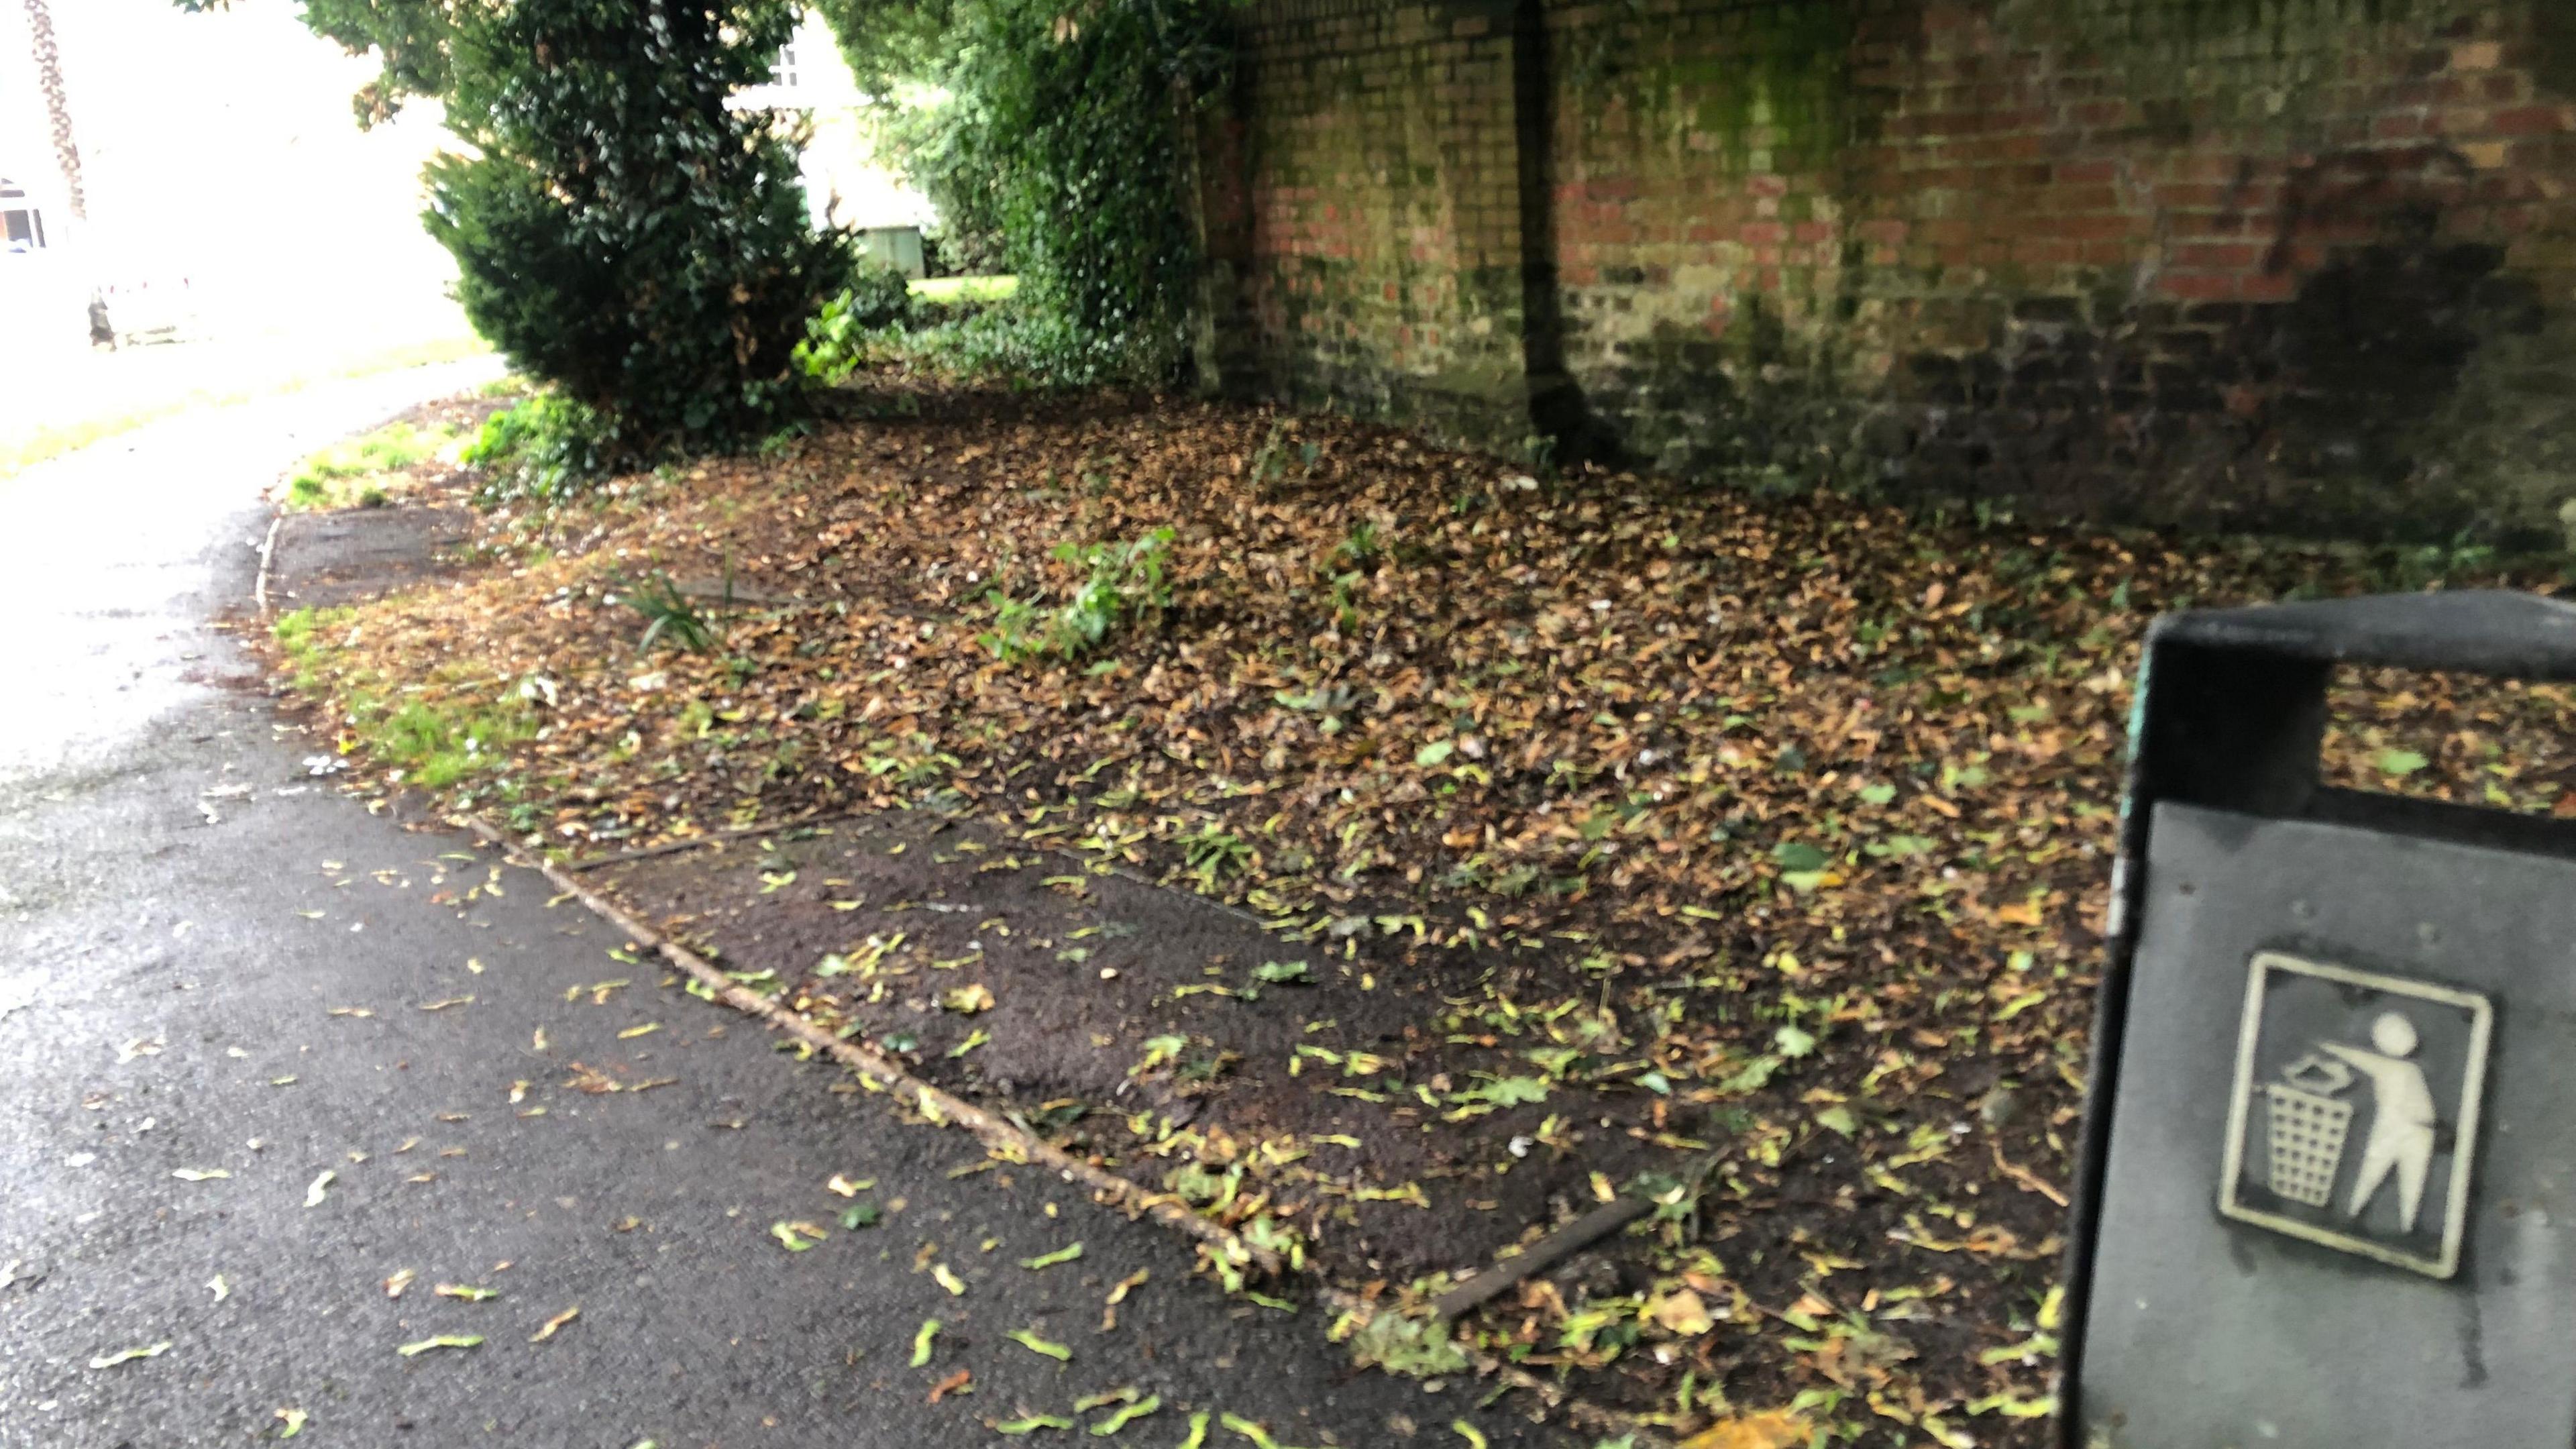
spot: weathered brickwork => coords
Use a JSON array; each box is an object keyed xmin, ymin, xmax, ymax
[
  {"xmin": 1208, "ymin": 0, "xmax": 2576, "ymax": 539},
  {"xmin": 1212, "ymin": 0, "xmax": 1536, "ymax": 446}
]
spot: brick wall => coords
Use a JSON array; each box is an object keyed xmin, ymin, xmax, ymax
[
  {"xmin": 1208, "ymin": 0, "xmax": 1536, "ymax": 445},
  {"xmin": 1205, "ymin": 0, "xmax": 2576, "ymax": 540}
]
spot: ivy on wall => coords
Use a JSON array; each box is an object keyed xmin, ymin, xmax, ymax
[{"xmin": 816, "ymin": 0, "xmax": 1238, "ymax": 382}]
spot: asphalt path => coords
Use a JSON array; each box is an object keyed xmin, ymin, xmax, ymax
[{"xmin": 0, "ymin": 372, "xmax": 1570, "ymax": 1449}]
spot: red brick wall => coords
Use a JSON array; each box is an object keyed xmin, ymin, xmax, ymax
[
  {"xmin": 1210, "ymin": 0, "xmax": 2576, "ymax": 539},
  {"xmin": 1211, "ymin": 0, "xmax": 1536, "ymax": 445}
]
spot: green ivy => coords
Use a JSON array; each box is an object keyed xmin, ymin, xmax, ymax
[{"xmin": 816, "ymin": 0, "xmax": 1236, "ymax": 383}]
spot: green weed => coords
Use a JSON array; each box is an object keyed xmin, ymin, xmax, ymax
[
  {"xmin": 621, "ymin": 572, "xmax": 720, "ymax": 655},
  {"xmin": 1182, "ymin": 824, "xmax": 1254, "ymax": 887},
  {"xmin": 979, "ymin": 529, "xmax": 1175, "ymax": 663},
  {"xmin": 270, "ymin": 606, "xmax": 534, "ymax": 790},
  {"xmin": 284, "ymin": 421, "xmax": 456, "ymax": 511}
]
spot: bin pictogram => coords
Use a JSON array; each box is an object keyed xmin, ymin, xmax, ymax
[{"xmin": 2261, "ymin": 1055, "xmax": 2355, "ymax": 1208}]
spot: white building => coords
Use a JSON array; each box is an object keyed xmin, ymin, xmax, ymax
[{"xmin": 730, "ymin": 11, "xmax": 938, "ymax": 276}]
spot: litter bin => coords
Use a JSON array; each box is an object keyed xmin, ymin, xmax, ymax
[{"xmin": 2059, "ymin": 590, "xmax": 2576, "ymax": 1448}]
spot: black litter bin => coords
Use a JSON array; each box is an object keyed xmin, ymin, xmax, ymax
[{"xmin": 2060, "ymin": 590, "xmax": 2576, "ymax": 1447}]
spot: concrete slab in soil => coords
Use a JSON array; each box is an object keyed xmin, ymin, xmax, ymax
[
  {"xmin": 0, "ymin": 376, "xmax": 1573, "ymax": 1448},
  {"xmin": 589, "ymin": 811, "xmax": 1665, "ymax": 1287},
  {"xmin": 266, "ymin": 506, "xmax": 477, "ymax": 610}
]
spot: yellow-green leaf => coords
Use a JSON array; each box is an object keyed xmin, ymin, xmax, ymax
[
  {"xmin": 1008, "ymin": 1328, "xmax": 1071, "ymax": 1362},
  {"xmin": 1089, "ymin": 1394, "xmax": 1162, "ymax": 1436},
  {"xmin": 396, "ymin": 1334, "xmax": 483, "ymax": 1357}
]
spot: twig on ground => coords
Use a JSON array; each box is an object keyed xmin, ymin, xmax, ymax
[
  {"xmin": 1432, "ymin": 1196, "xmax": 1656, "ymax": 1321},
  {"xmin": 463, "ymin": 812, "xmax": 1281, "ymax": 1274},
  {"xmin": 1992, "ymin": 1140, "xmax": 2070, "ymax": 1206},
  {"xmin": 562, "ymin": 812, "xmax": 872, "ymax": 872}
]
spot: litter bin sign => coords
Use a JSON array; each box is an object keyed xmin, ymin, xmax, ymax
[{"xmin": 2059, "ymin": 592, "xmax": 2576, "ymax": 1448}]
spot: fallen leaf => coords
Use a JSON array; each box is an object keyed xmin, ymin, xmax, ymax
[
  {"xmin": 1677, "ymin": 1410, "xmax": 1811, "ymax": 1449},
  {"xmin": 1219, "ymin": 1415, "xmax": 1283, "ymax": 1449},
  {"xmin": 1020, "ymin": 1242, "xmax": 1083, "ymax": 1271},
  {"xmin": 396, "ymin": 1334, "xmax": 484, "ymax": 1357},
  {"xmin": 1008, "ymin": 1328, "xmax": 1072, "ymax": 1361},
  {"xmin": 1091, "ymin": 1394, "xmax": 1163, "ymax": 1436},
  {"xmin": 1647, "ymin": 1288, "xmax": 1714, "ymax": 1336}
]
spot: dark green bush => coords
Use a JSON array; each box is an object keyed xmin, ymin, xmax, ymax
[
  {"xmin": 183, "ymin": 0, "xmax": 856, "ymax": 480},
  {"xmin": 795, "ymin": 259, "xmax": 916, "ymax": 384},
  {"xmin": 423, "ymin": 0, "xmax": 855, "ymax": 469},
  {"xmin": 844, "ymin": 258, "xmax": 917, "ymax": 331}
]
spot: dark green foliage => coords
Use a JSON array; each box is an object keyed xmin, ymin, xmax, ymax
[
  {"xmin": 979, "ymin": 529, "xmax": 1176, "ymax": 663},
  {"xmin": 460, "ymin": 394, "xmax": 620, "ymax": 505},
  {"xmin": 815, "ymin": 0, "xmax": 1234, "ymax": 382},
  {"xmin": 425, "ymin": 0, "xmax": 854, "ymax": 467},
  {"xmin": 622, "ymin": 573, "xmax": 720, "ymax": 655},
  {"xmin": 796, "ymin": 258, "xmax": 915, "ymax": 384}
]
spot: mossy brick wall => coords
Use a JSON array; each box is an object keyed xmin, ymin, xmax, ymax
[
  {"xmin": 1211, "ymin": 0, "xmax": 2576, "ymax": 541},
  {"xmin": 1211, "ymin": 0, "xmax": 1536, "ymax": 448}
]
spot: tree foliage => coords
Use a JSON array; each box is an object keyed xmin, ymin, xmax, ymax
[
  {"xmin": 814, "ymin": 0, "xmax": 1234, "ymax": 382},
  {"xmin": 182, "ymin": 0, "xmax": 855, "ymax": 471}
]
